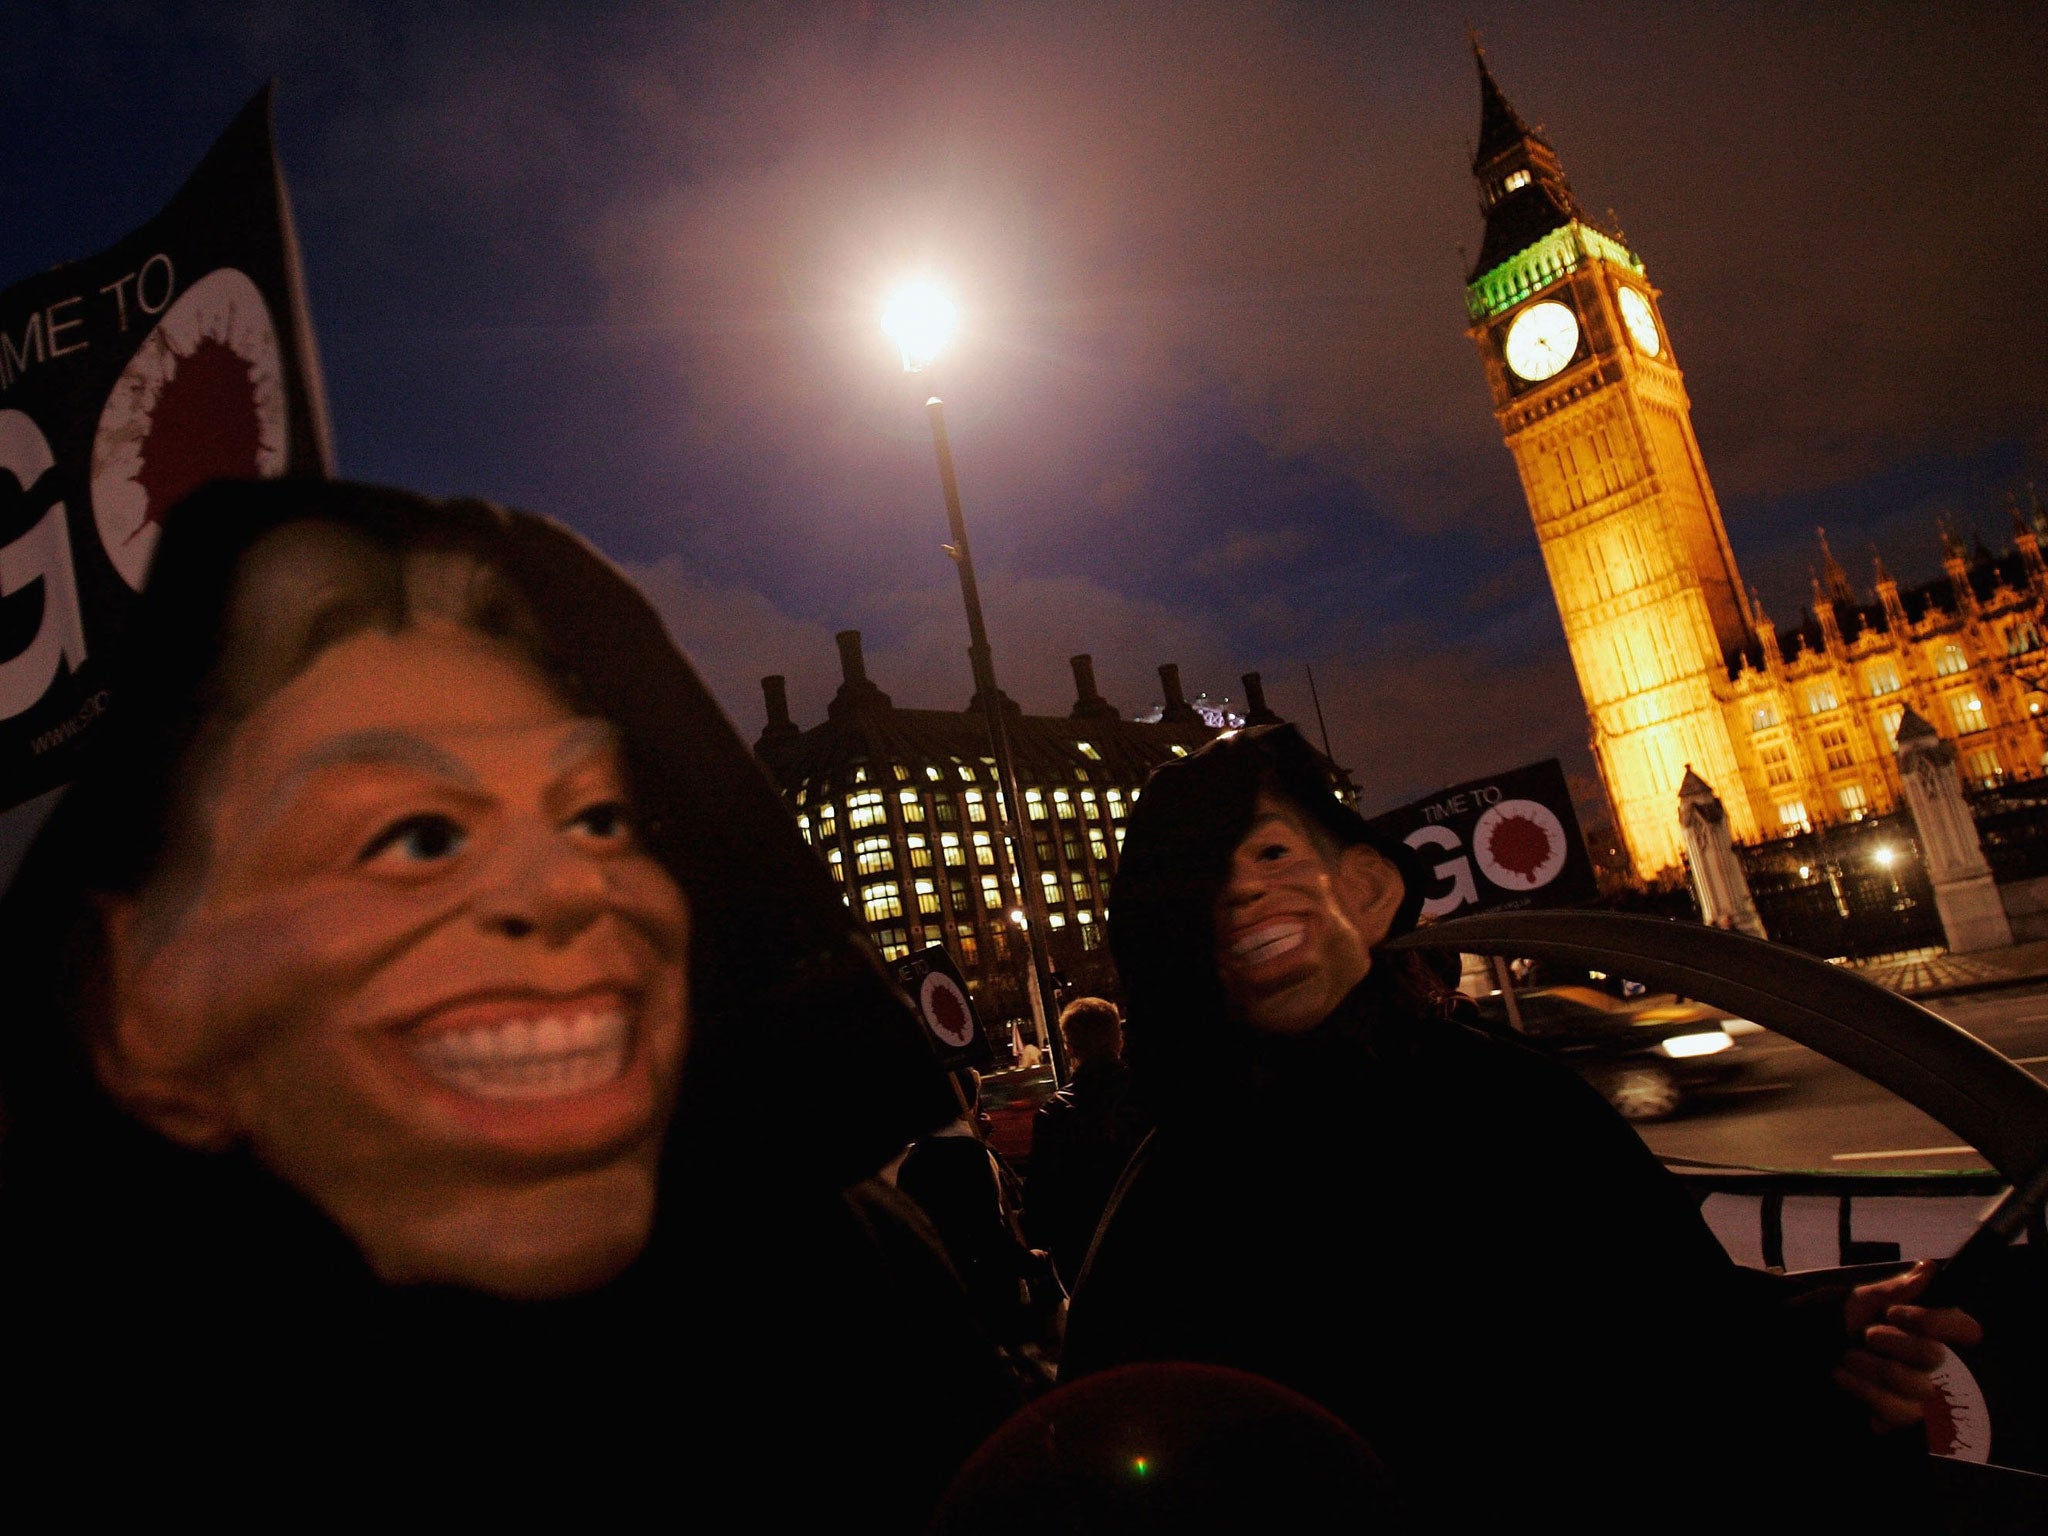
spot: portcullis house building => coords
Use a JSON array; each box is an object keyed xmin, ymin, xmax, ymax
[{"xmin": 753, "ymin": 632, "xmax": 1290, "ymax": 1018}]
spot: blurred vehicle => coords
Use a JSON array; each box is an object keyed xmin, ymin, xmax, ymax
[
  {"xmin": 979, "ymin": 1062, "xmax": 1058, "ymax": 1166},
  {"xmin": 1470, "ymin": 983, "xmax": 1757, "ymax": 1121}
]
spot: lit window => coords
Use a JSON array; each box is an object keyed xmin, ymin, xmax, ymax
[
  {"xmin": 965, "ymin": 791, "xmax": 988, "ymax": 823},
  {"xmin": 1053, "ymin": 790, "xmax": 1075, "ymax": 819},
  {"xmin": 1879, "ymin": 707, "xmax": 1904, "ymax": 747},
  {"xmin": 1866, "ymin": 661, "xmax": 1901, "ymax": 697},
  {"xmin": 796, "ymin": 814, "xmax": 811, "ymax": 845},
  {"xmin": 1070, "ymin": 876, "xmax": 1090, "ymax": 906},
  {"xmin": 1114, "ymin": 826, "xmax": 1126, "ymax": 849},
  {"xmin": 957, "ymin": 933, "xmax": 979, "ymax": 967},
  {"xmin": 980, "ymin": 875, "xmax": 1002, "ymax": 909},
  {"xmin": 1077, "ymin": 742, "xmax": 1101, "ymax": 761},
  {"xmin": 1107, "ymin": 791, "xmax": 1126, "ymax": 819},
  {"xmin": 899, "ymin": 789, "xmax": 926, "ymax": 822},
  {"xmin": 873, "ymin": 925, "xmax": 909, "ymax": 962},
  {"xmin": 1950, "ymin": 691, "xmax": 1988, "ymax": 735},
  {"xmin": 2008, "ymin": 622, "xmax": 2041, "ymax": 656},
  {"xmin": 948, "ymin": 877, "xmax": 970, "ymax": 914},
  {"xmin": 847, "ymin": 791, "xmax": 886, "ymax": 829},
  {"xmin": 1047, "ymin": 912, "xmax": 1067, "ymax": 929},
  {"xmin": 972, "ymin": 832, "xmax": 994, "ymax": 866},
  {"xmin": 1777, "ymin": 801, "xmax": 1810, "ymax": 833},
  {"xmin": 861, "ymin": 882, "xmax": 902, "ymax": 922},
  {"xmin": 1503, "ymin": 168, "xmax": 1531, "ymax": 193},
  {"xmin": 1089, "ymin": 829, "xmax": 1110, "ymax": 861},
  {"xmin": 892, "ymin": 764, "xmax": 910, "ymax": 782},
  {"xmin": 1041, "ymin": 870, "xmax": 1060, "ymax": 892},
  {"xmin": 854, "ymin": 836, "xmax": 895, "ymax": 877},
  {"xmin": 1750, "ymin": 706, "xmax": 1778, "ymax": 731},
  {"xmin": 1838, "ymin": 784, "xmax": 1869, "ymax": 814},
  {"xmin": 827, "ymin": 849, "xmax": 845, "ymax": 882},
  {"xmin": 1966, "ymin": 747, "xmax": 2003, "ymax": 786},
  {"xmin": 853, "ymin": 766, "xmax": 868, "ymax": 784},
  {"xmin": 907, "ymin": 835, "xmax": 933, "ymax": 869},
  {"xmin": 1075, "ymin": 909, "xmax": 1093, "ymax": 925},
  {"xmin": 958, "ymin": 763, "xmax": 977, "ymax": 782},
  {"xmin": 1806, "ymin": 684, "xmax": 1838, "ymax": 715},
  {"xmin": 1819, "ymin": 727, "xmax": 1852, "ymax": 771},
  {"xmin": 926, "ymin": 765, "xmax": 944, "ymax": 782},
  {"xmin": 1933, "ymin": 642, "xmax": 1969, "ymax": 678},
  {"xmin": 1026, "ymin": 789, "xmax": 1048, "ymax": 821},
  {"xmin": 914, "ymin": 878, "xmax": 940, "ymax": 916},
  {"xmin": 940, "ymin": 833, "xmax": 963, "ymax": 866}
]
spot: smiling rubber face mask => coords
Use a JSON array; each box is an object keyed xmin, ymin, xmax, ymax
[{"xmin": 90, "ymin": 522, "xmax": 691, "ymax": 1300}]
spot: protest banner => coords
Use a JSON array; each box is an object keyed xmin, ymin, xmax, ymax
[
  {"xmin": 0, "ymin": 86, "xmax": 330, "ymax": 811},
  {"xmin": 893, "ymin": 943, "xmax": 996, "ymax": 1072},
  {"xmin": 1365, "ymin": 757, "xmax": 1597, "ymax": 920}
]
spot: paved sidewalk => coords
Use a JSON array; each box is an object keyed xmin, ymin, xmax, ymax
[{"xmin": 1843, "ymin": 937, "xmax": 2048, "ymax": 999}]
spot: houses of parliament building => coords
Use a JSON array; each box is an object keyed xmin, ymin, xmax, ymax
[{"xmin": 1464, "ymin": 47, "xmax": 2048, "ymax": 880}]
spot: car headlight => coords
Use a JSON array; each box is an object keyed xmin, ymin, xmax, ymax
[{"xmin": 1661, "ymin": 1030, "xmax": 1734, "ymax": 1059}]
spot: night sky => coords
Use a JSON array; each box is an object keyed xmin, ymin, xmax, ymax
[{"xmin": 4, "ymin": 2, "xmax": 2043, "ymax": 826}]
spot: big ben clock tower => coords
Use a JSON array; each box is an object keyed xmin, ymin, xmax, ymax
[{"xmin": 1464, "ymin": 44, "xmax": 1758, "ymax": 877}]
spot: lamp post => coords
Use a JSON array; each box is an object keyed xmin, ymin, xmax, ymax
[{"xmin": 883, "ymin": 281, "xmax": 1067, "ymax": 1085}]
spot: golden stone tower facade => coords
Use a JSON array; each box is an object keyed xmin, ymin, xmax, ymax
[
  {"xmin": 1464, "ymin": 48, "xmax": 1756, "ymax": 875},
  {"xmin": 1463, "ymin": 49, "xmax": 2048, "ymax": 881}
]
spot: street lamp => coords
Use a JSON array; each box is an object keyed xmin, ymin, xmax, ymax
[{"xmin": 883, "ymin": 279, "xmax": 1068, "ymax": 1083}]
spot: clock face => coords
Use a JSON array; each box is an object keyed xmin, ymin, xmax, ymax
[
  {"xmin": 1503, "ymin": 301, "xmax": 1580, "ymax": 383},
  {"xmin": 1617, "ymin": 286, "xmax": 1662, "ymax": 357}
]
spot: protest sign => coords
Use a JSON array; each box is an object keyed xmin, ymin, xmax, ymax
[
  {"xmin": 893, "ymin": 943, "xmax": 995, "ymax": 1071},
  {"xmin": 1365, "ymin": 757, "xmax": 1597, "ymax": 920},
  {"xmin": 0, "ymin": 86, "xmax": 330, "ymax": 811}
]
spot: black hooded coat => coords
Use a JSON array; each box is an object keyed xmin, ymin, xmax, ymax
[
  {"xmin": 1060, "ymin": 727, "xmax": 1920, "ymax": 1530},
  {"xmin": 0, "ymin": 481, "xmax": 1010, "ymax": 1521}
]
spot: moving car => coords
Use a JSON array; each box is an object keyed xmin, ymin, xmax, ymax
[{"xmin": 1469, "ymin": 982, "xmax": 1758, "ymax": 1121}]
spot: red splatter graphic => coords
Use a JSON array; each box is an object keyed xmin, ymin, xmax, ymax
[
  {"xmin": 930, "ymin": 983, "xmax": 971, "ymax": 1041},
  {"xmin": 1925, "ymin": 1384, "xmax": 1956, "ymax": 1457},
  {"xmin": 1485, "ymin": 812, "xmax": 1555, "ymax": 883},
  {"xmin": 132, "ymin": 335, "xmax": 262, "ymax": 537}
]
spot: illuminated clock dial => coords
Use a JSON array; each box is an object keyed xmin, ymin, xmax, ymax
[
  {"xmin": 1502, "ymin": 301, "xmax": 1580, "ymax": 382},
  {"xmin": 1617, "ymin": 286, "xmax": 1662, "ymax": 357}
]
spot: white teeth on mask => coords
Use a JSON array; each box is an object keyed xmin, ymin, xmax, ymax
[
  {"xmin": 410, "ymin": 1010, "xmax": 630, "ymax": 1100},
  {"xmin": 1230, "ymin": 922, "xmax": 1307, "ymax": 966}
]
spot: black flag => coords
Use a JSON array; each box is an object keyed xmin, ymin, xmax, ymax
[{"xmin": 0, "ymin": 86, "xmax": 331, "ymax": 811}]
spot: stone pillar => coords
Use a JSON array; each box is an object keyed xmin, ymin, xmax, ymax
[
  {"xmin": 1895, "ymin": 707, "xmax": 2013, "ymax": 953},
  {"xmin": 1677, "ymin": 767, "xmax": 1766, "ymax": 938}
]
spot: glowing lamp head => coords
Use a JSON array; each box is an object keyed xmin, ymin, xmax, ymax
[
  {"xmin": 1874, "ymin": 845, "xmax": 1895, "ymax": 868},
  {"xmin": 881, "ymin": 280, "xmax": 958, "ymax": 373}
]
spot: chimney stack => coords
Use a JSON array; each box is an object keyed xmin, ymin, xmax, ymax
[
  {"xmin": 1157, "ymin": 662, "xmax": 1202, "ymax": 727},
  {"xmin": 1069, "ymin": 653, "xmax": 1120, "ymax": 722},
  {"xmin": 1241, "ymin": 671, "xmax": 1280, "ymax": 726},
  {"xmin": 835, "ymin": 629, "xmax": 869, "ymax": 687},
  {"xmin": 827, "ymin": 629, "xmax": 893, "ymax": 720},
  {"xmin": 756, "ymin": 674, "xmax": 800, "ymax": 753}
]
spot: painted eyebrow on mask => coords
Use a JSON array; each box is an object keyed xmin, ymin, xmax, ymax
[
  {"xmin": 287, "ymin": 729, "xmax": 482, "ymax": 790},
  {"xmin": 549, "ymin": 718, "xmax": 620, "ymax": 773}
]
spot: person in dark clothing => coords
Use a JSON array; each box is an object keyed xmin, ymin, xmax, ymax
[
  {"xmin": 1060, "ymin": 724, "xmax": 1980, "ymax": 1530},
  {"xmin": 898, "ymin": 1070, "xmax": 1056, "ymax": 1370},
  {"xmin": 0, "ymin": 480, "xmax": 1011, "ymax": 1520},
  {"xmin": 1024, "ymin": 997, "xmax": 1150, "ymax": 1287}
]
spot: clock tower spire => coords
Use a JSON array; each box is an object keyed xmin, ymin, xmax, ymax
[{"xmin": 1463, "ymin": 47, "xmax": 1758, "ymax": 877}]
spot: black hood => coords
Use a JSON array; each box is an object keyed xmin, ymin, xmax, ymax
[
  {"xmin": 0, "ymin": 479, "xmax": 953, "ymax": 1239},
  {"xmin": 1106, "ymin": 724, "xmax": 1428, "ymax": 1107}
]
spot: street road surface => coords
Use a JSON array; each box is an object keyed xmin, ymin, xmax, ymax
[{"xmin": 1638, "ymin": 983, "xmax": 2048, "ymax": 1173}]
